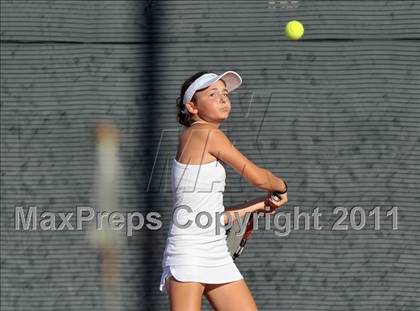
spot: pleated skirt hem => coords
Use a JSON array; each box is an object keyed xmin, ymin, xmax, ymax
[{"xmin": 159, "ymin": 263, "xmax": 243, "ymax": 294}]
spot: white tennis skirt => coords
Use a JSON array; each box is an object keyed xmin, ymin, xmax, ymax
[{"xmin": 159, "ymin": 262, "xmax": 243, "ymax": 294}]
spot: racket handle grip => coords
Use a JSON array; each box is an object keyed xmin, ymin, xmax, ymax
[{"xmin": 264, "ymin": 193, "xmax": 281, "ymax": 212}]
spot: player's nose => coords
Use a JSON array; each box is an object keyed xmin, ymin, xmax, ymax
[{"xmin": 220, "ymin": 94, "xmax": 228, "ymax": 103}]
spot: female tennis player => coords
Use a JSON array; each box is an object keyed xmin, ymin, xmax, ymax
[{"xmin": 160, "ymin": 71, "xmax": 288, "ymax": 311}]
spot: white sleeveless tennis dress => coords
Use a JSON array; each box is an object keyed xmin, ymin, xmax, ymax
[{"xmin": 159, "ymin": 158, "xmax": 243, "ymax": 294}]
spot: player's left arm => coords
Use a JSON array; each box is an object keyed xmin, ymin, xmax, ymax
[{"xmin": 223, "ymin": 195, "xmax": 266, "ymax": 225}]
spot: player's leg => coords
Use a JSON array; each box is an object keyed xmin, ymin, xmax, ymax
[
  {"xmin": 203, "ymin": 279, "xmax": 258, "ymax": 311},
  {"xmin": 167, "ymin": 276, "xmax": 206, "ymax": 311}
]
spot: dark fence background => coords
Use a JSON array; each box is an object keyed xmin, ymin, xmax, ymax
[{"xmin": 1, "ymin": 1, "xmax": 419, "ymax": 310}]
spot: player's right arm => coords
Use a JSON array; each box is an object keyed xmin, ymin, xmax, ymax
[{"xmin": 208, "ymin": 128, "xmax": 287, "ymax": 193}]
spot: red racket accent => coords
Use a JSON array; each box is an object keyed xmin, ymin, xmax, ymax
[{"xmin": 232, "ymin": 214, "xmax": 254, "ymax": 260}]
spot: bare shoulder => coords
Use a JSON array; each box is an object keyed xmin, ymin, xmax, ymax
[
  {"xmin": 180, "ymin": 124, "xmax": 216, "ymax": 142},
  {"xmin": 207, "ymin": 128, "xmax": 266, "ymax": 188},
  {"xmin": 176, "ymin": 125, "xmax": 219, "ymax": 163}
]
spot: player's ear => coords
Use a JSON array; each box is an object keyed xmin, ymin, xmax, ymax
[{"xmin": 185, "ymin": 101, "xmax": 198, "ymax": 114}]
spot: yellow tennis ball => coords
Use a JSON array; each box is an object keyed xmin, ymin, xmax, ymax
[{"xmin": 285, "ymin": 20, "xmax": 304, "ymax": 40}]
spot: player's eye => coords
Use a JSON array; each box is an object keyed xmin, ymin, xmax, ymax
[{"xmin": 209, "ymin": 92, "xmax": 228, "ymax": 98}]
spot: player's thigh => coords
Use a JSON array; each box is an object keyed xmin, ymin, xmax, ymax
[
  {"xmin": 167, "ymin": 276, "xmax": 205, "ymax": 311},
  {"xmin": 204, "ymin": 279, "xmax": 258, "ymax": 311}
]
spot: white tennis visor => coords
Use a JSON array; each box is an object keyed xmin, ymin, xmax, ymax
[{"xmin": 182, "ymin": 71, "xmax": 242, "ymax": 106}]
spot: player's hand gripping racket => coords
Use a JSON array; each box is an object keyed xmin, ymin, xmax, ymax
[{"xmin": 226, "ymin": 189, "xmax": 286, "ymax": 260}]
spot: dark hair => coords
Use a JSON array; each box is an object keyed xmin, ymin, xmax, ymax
[{"xmin": 176, "ymin": 71, "xmax": 210, "ymax": 127}]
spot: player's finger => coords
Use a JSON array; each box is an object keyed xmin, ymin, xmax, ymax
[{"xmin": 269, "ymin": 197, "xmax": 283, "ymax": 207}]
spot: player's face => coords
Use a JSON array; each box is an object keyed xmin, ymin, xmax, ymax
[{"xmin": 194, "ymin": 80, "xmax": 231, "ymax": 122}]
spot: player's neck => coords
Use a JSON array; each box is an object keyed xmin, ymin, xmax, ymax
[
  {"xmin": 191, "ymin": 120, "xmax": 219, "ymax": 128},
  {"xmin": 191, "ymin": 121, "xmax": 208, "ymax": 125}
]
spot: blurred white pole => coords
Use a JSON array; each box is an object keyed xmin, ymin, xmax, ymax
[{"xmin": 88, "ymin": 121, "xmax": 123, "ymax": 311}]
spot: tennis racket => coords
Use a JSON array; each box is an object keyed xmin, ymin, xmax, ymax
[{"xmin": 226, "ymin": 191, "xmax": 283, "ymax": 260}]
